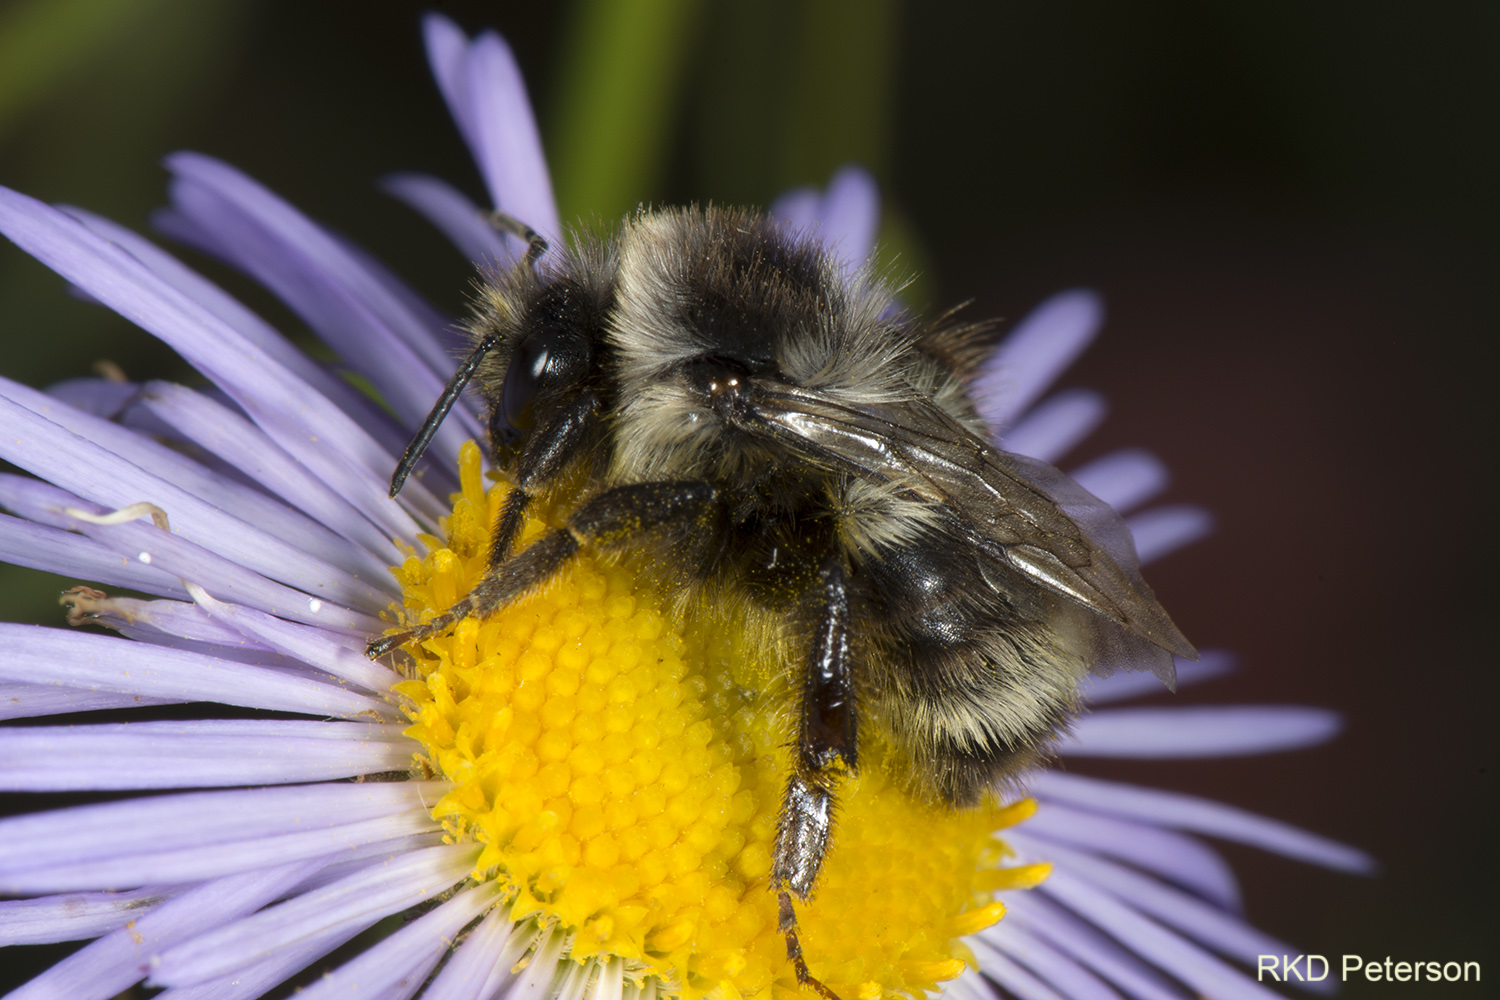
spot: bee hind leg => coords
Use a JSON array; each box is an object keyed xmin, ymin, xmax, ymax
[{"xmin": 773, "ymin": 559, "xmax": 856, "ymax": 1000}]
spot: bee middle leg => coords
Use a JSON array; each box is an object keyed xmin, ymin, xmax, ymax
[
  {"xmin": 366, "ymin": 481, "xmax": 723, "ymax": 658},
  {"xmin": 774, "ymin": 558, "xmax": 855, "ymax": 1000}
]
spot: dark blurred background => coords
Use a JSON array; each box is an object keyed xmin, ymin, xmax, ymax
[{"xmin": 0, "ymin": 0, "xmax": 1494, "ymax": 995}]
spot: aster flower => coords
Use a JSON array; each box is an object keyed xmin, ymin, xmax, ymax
[{"xmin": 0, "ymin": 14, "xmax": 1372, "ymax": 1000}]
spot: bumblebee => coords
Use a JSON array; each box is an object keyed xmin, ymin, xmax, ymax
[{"xmin": 368, "ymin": 206, "xmax": 1195, "ymax": 999}]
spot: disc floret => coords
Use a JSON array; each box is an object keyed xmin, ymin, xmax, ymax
[{"xmin": 388, "ymin": 442, "xmax": 1043, "ymax": 999}]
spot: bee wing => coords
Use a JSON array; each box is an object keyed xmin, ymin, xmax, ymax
[{"xmin": 752, "ymin": 389, "xmax": 1197, "ymax": 671}]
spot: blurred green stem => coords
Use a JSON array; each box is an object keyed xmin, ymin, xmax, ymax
[{"xmin": 548, "ymin": 0, "xmax": 702, "ymax": 225}]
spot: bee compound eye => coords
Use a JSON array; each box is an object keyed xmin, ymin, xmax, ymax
[
  {"xmin": 489, "ymin": 397, "xmax": 526, "ymax": 449},
  {"xmin": 498, "ymin": 327, "xmax": 592, "ymax": 442}
]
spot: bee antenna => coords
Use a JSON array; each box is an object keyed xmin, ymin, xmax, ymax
[
  {"xmin": 487, "ymin": 210, "xmax": 548, "ymax": 269},
  {"xmin": 390, "ymin": 213, "xmax": 545, "ymax": 499},
  {"xmin": 389, "ymin": 332, "xmax": 499, "ymax": 497}
]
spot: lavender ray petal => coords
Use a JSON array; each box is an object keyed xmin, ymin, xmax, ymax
[
  {"xmin": 592, "ymin": 958, "xmax": 628, "ymax": 1000},
  {"xmin": 54, "ymin": 594, "xmax": 284, "ymax": 657},
  {"xmin": 282, "ymin": 833, "xmax": 450, "ymax": 898},
  {"xmin": 2, "ymin": 480, "xmax": 383, "ymax": 631},
  {"xmin": 474, "ymin": 913, "xmax": 548, "ymax": 1000},
  {"xmin": 768, "ymin": 169, "xmax": 878, "ymax": 277},
  {"xmin": 0, "ymin": 625, "xmax": 392, "ymax": 725},
  {"xmin": 0, "ymin": 683, "xmax": 179, "ymax": 722},
  {"xmin": 943, "ymin": 969, "xmax": 1001, "ymax": 1000},
  {"xmin": 1023, "ymin": 801, "xmax": 1240, "ymax": 911},
  {"xmin": 334, "ymin": 227, "xmax": 466, "ymax": 358},
  {"xmin": 948, "ymin": 969, "xmax": 1006, "ymax": 1000},
  {"xmin": 114, "ymin": 386, "xmax": 306, "ymax": 498},
  {"xmin": 1060, "ymin": 707, "xmax": 1343, "ymax": 759},
  {"xmin": 967, "ymin": 933, "xmax": 1120, "ymax": 1000},
  {"xmin": 1, "ymin": 375, "xmax": 395, "ymax": 591},
  {"xmin": 45, "ymin": 376, "xmax": 138, "ymax": 417},
  {"xmin": 973, "ymin": 289, "xmax": 1104, "ymax": 432},
  {"xmin": 0, "ymin": 512, "xmax": 188, "ymax": 599},
  {"xmin": 0, "ymin": 781, "xmax": 445, "ymax": 893},
  {"xmin": 1081, "ymin": 650, "xmax": 1235, "ymax": 704},
  {"xmin": 455, "ymin": 29, "xmax": 560, "ymax": 246},
  {"xmin": 1031, "ymin": 771, "xmax": 1377, "ymax": 873},
  {"xmin": 0, "ymin": 720, "xmax": 413, "ymax": 791},
  {"xmin": 59, "ymin": 205, "xmax": 408, "ymax": 447},
  {"xmin": 998, "ymin": 895, "xmax": 1184, "ymax": 1000},
  {"xmin": 502, "ymin": 923, "xmax": 569, "ymax": 1000},
  {"xmin": 768, "ymin": 187, "xmax": 819, "ymax": 231},
  {"xmin": 161, "ymin": 151, "xmax": 458, "ymax": 376},
  {"xmin": 1039, "ymin": 870, "xmax": 1287, "ymax": 1000},
  {"xmin": 0, "ymin": 887, "xmax": 175, "ymax": 945},
  {"xmin": 552, "ymin": 959, "xmax": 595, "ymax": 1000},
  {"xmin": 1127, "ymin": 505, "xmax": 1214, "ymax": 565},
  {"xmin": 814, "ymin": 166, "xmax": 880, "ymax": 271},
  {"xmin": 384, "ymin": 951, "xmax": 450, "ymax": 1000},
  {"xmin": 188, "ymin": 585, "xmax": 401, "ymax": 694},
  {"xmin": 148, "ymin": 843, "xmax": 478, "ymax": 987},
  {"xmin": 292, "ymin": 883, "xmax": 503, "ymax": 1000},
  {"xmin": 421, "ymin": 908, "xmax": 520, "ymax": 1000},
  {"xmin": 1068, "ymin": 449, "xmax": 1169, "ymax": 515},
  {"xmin": 4, "ymin": 861, "xmax": 324, "ymax": 1000},
  {"xmin": 161, "ymin": 157, "xmax": 480, "ymax": 463},
  {"xmin": 383, "ymin": 172, "xmax": 510, "ymax": 269},
  {"xmin": 966, "ymin": 942, "xmax": 1070, "ymax": 1000},
  {"xmin": 1045, "ymin": 852, "xmax": 1326, "ymax": 996},
  {"xmin": 151, "ymin": 921, "xmax": 371, "ymax": 1000},
  {"xmin": 423, "ymin": 14, "xmax": 473, "ymax": 143},
  {"xmin": 97, "ymin": 622, "xmax": 326, "ymax": 676},
  {"xmin": 86, "ymin": 605, "xmax": 358, "ymax": 677},
  {"xmin": 0, "ymin": 185, "xmax": 430, "ymax": 541},
  {"xmin": 138, "ymin": 381, "xmax": 405, "ymax": 569},
  {"xmin": 1000, "ymin": 389, "xmax": 1108, "ymax": 464},
  {"xmin": 75, "ymin": 519, "xmax": 380, "ymax": 633}
]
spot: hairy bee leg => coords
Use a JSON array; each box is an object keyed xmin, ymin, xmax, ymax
[
  {"xmin": 389, "ymin": 333, "xmax": 500, "ymax": 497},
  {"xmin": 366, "ymin": 481, "xmax": 722, "ymax": 659},
  {"xmin": 773, "ymin": 559, "xmax": 855, "ymax": 1000},
  {"xmin": 489, "ymin": 391, "xmax": 600, "ymax": 566}
]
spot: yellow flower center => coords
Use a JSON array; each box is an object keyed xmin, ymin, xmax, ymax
[{"xmin": 389, "ymin": 442, "xmax": 1047, "ymax": 1000}]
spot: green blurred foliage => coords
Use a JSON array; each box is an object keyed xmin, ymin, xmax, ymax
[
  {"xmin": 0, "ymin": 0, "xmax": 153, "ymax": 134},
  {"xmin": 0, "ymin": 0, "xmax": 251, "ymax": 389}
]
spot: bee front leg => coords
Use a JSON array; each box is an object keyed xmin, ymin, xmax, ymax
[
  {"xmin": 490, "ymin": 390, "xmax": 600, "ymax": 566},
  {"xmin": 369, "ymin": 393, "xmax": 602, "ymax": 658},
  {"xmin": 366, "ymin": 481, "xmax": 723, "ymax": 659},
  {"xmin": 774, "ymin": 559, "xmax": 855, "ymax": 1000}
]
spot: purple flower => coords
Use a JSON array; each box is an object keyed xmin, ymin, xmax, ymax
[{"xmin": 0, "ymin": 14, "xmax": 1372, "ymax": 1000}]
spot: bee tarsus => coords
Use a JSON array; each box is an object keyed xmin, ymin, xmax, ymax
[{"xmin": 778, "ymin": 890, "xmax": 843, "ymax": 1000}]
